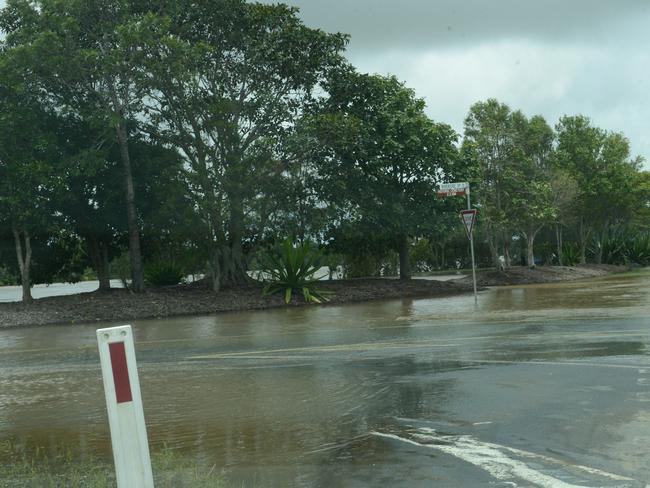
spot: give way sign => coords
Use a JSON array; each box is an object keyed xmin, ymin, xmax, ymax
[{"xmin": 460, "ymin": 209, "xmax": 477, "ymax": 239}]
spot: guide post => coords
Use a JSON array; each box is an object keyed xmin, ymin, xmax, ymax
[
  {"xmin": 437, "ymin": 182, "xmax": 478, "ymax": 304},
  {"xmin": 97, "ymin": 325, "xmax": 154, "ymax": 488}
]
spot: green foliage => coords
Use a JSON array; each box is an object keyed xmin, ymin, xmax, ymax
[
  {"xmin": 626, "ymin": 234, "xmax": 650, "ymax": 265},
  {"xmin": 463, "ymin": 100, "xmax": 557, "ymax": 269},
  {"xmin": 144, "ymin": 261, "xmax": 185, "ymax": 287},
  {"xmin": 343, "ymin": 254, "xmax": 382, "ymax": 278},
  {"xmin": 306, "ymin": 70, "xmax": 459, "ymax": 279},
  {"xmin": 0, "ymin": 266, "xmax": 17, "ymax": 286},
  {"xmin": 410, "ymin": 238, "xmax": 436, "ymax": 272},
  {"xmin": 2, "ymin": 0, "xmax": 650, "ymax": 293},
  {"xmin": 122, "ymin": 0, "xmax": 347, "ymax": 289},
  {"xmin": 261, "ymin": 239, "xmax": 328, "ymax": 303},
  {"xmin": 587, "ymin": 226, "xmax": 650, "ymax": 266},
  {"xmin": 588, "ymin": 225, "xmax": 628, "ymax": 265},
  {"xmin": 556, "ymin": 115, "xmax": 640, "ymax": 263},
  {"xmin": 562, "ymin": 243, "xmax": 580, "ymax": 266}
]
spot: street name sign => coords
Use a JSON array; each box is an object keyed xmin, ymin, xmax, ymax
[{"xmin": 437, "ymin": 182, "xmax": 469, "ymax": 197}]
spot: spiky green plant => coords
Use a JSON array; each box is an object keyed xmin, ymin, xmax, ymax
[
  {"xmin": 590, "ymin": 225, "xmax": 628, "ymax": 264},
  {"xmin": 625, "ymin": 233, "xmax": 650, "ymax": 265},
  {"xmin": 562, "ymin": 243, "xmax": 580, "ymax": 266},
  {"xmin": 261, "ymin": 239, "xmax": 329, "ymax": 303}
]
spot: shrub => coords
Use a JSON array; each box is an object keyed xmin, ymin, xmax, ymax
[
  {"xmin": 625, "ymin": 233, "xmax": 650, "ymax": 265},
  {"xmin": 562, "ymin": 243, "xmax": 580, "ymax": 266},
  {"xmin": 410, "ymin": 238, "xmax": 434, "ymax": 272},
  {"xmin": 590, "ymin": 226, "xmax": 628, "ymax": 264},
  {"xmin": 261, "ymin": 239, "xmax": 329, "ymax": 303},
  {"xmin": 0, "ymin": 266, "xmax": 17, "ymax": 286},
  {"xmin": 344, "ymin": 254, "xmax": 381, "ymax": 278},
  {"xmin": 144, "ymin": 261, "xmax": 185, "ymax": 287}
]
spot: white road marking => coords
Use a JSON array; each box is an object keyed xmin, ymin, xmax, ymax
[{"xmin": 372, "ymin": 429, "xmax": 636, "ymax": 487}]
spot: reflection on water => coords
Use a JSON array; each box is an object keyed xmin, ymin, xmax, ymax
[{"xmin": 1, "ymin": 270, "xmax": 650, "ymax": 486}]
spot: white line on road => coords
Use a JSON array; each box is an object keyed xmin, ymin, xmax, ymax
[{"xmin": 372, "ymin": 429, "xmax": 636, "ymax": 487}]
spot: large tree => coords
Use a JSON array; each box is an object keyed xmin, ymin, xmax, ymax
[
  {"xmin": 307, "ymin": 70, "xmax": 458, "ymax": 279},
  {"xmin": 121, "ymin": 0, "xmax": 347, "ymax": 290},
  {"xmin": 463, "ymin": 99, "xmax": 520, "ymax": 268},
  {"xmin": 509, "ymin": 113, "xmax": 557, "ymax": 268},
  {"xmin": 556, "ymin": 115, "xmax": 640, "ymax": 264},
  {"xmin": 0, "ymin": 0, "xmax": 153, "ymax": 291},
  {"xmin": 463, "ymin": 100, "xmax": 559, "ymax": 269}
]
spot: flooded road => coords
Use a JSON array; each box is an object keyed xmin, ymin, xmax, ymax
[{"xmin": 2, "ymin": 270, "xmax": 650, "ymax": 486}]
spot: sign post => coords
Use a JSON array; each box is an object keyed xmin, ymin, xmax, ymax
[
  {"xmin": 437, "ymin": 182, "xmax": 478, "ymax": 304},
  {"xmin": 97, "ymin": 325, "xmax": 154, "ymax": 488}
]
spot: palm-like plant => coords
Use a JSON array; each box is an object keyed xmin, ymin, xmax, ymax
[
  {"xmin": 627, "ymin": 233, "xmax": 650, "ymax": 265},
  {"xmin": 261, "ymin": 239, "xmax": 330, "ymax": 303}
]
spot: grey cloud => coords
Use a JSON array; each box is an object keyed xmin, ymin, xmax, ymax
[
  {"xmin": 260, "ymin": 0, "xmax": 650, "ymax": 52},
  {"xmin": 258, "ymin": 0, "xmax": 650, "ymax": 165}
]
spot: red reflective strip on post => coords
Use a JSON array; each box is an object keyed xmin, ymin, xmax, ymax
[{"xmin": 109, "ymin": 342, "xmax": 133, "ymax": 403}]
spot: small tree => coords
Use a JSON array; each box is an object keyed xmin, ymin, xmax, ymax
[{"xmin": 0, "ymin": 54, "xmax": 57, "ymax": 302}]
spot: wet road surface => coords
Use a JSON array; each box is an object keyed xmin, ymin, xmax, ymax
[{"xmin": 2, "ymin": 270, "xmax": 650, "ymax": 486}]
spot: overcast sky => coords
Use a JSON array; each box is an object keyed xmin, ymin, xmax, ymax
[
  {"xmin": 2, "ymin": 1, "xmax": 647, "ymax": 166},
  {"xmin": 260, "ymin": 0, "xmax": 650, "ymax": 168}
]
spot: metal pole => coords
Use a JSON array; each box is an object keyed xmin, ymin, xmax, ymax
[{"xmin": 467, "ymin": 188, "xmax": 478, "ymax": 304}]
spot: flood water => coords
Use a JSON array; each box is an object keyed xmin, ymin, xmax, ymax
[{"xmin": 2, "ymin": 270, "xmax": 650, "ymax": 486}]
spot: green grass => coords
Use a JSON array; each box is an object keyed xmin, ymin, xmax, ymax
[{"xmin": 0, "ymin": 440, "xmax": 234, "ymax": 488}]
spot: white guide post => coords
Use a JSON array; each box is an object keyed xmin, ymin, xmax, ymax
[{"xmin": 97, "ymin": 325, "xmax": 154, "ymax": 488}]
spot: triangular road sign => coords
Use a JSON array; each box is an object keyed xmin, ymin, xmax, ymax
[{"xmin": 460, "ymin": 209, "xmax": 477, "ymax": 240}]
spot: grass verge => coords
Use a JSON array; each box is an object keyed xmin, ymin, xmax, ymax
[{"xmin": 0, "ymin": 440, "xmax": 233, "ymax": 488}]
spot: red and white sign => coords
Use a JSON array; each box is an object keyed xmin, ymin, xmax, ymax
[
  {"xmin": 97, "ymin": 325, "xmax": 154, "ymax": 488},
  {"xmin": 437, "ymin": 182, "xmax": 469, "ymax": 197},
  {"xmin": 460, "ymin": 209, "xmax": 477, "ymax": 239}
]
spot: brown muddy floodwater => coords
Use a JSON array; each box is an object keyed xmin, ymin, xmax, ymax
[{"xmin": 2, "ymin": 270, "xmax": 650, "ymax": 487}]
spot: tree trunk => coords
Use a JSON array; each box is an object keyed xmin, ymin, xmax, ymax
[
  {"xmin": 555, "ymin": 224, "xmax": 563, "ymax": 266},
  {"xmin": 115, "ymin": 120, "xmax": 144, "ymax": 292},
  {"xmin": 526, "ymin": 229, "xmax": 537, "ymax": 269},
  {"xmin": 594, "ymin": 234, "xmax": 604, "ymax": 265},
  {"xmin": 594, "ymin": 221, "xmax": 609, "ymax": 265},
  {"xmin": 578, "ymin": 219, "xmax": 588, "ymax": 265},
  {"xmin": 219, "ymin": 190, "xmax": 250, "ymax": 287},
  {"xmin": 399, "ymin": 235, "xmax": 411, "ymax": 280},
  {"xmin": 99, "ymin": 242, "xmax": 110, "ymax": 290},
  {"xmin": 210, "ymin": 250, "xmax": 221, "ymax": 292},
  {"xmin": 107, "ymin": 79, "xmax": 144, "ymax": 293},
  {"xmin": 485, "ymin": 229, "xmax": 499, "ymax": 270},
  {"xmin": 87, "ymin": 234, "xmax": 111, "ymax": 291},
  {"xmin": 13, "ymin": 228, "xmax": 33, "ymax": 303}
]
